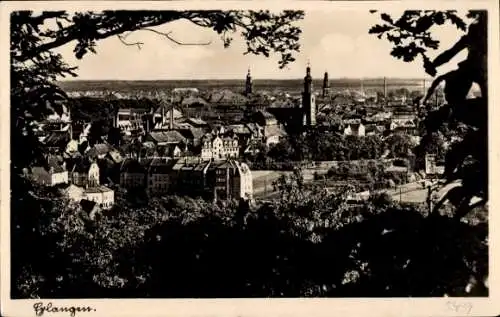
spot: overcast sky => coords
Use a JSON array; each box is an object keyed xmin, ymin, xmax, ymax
[{"xmin": 55, "ymin": 10, "xmax": 471, "ymax": 80}]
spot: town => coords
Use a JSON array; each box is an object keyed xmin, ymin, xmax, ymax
[
  {"xmin": 9, "ymin": 7, "xmax": 489, "ymax": 302},
  {"xmin": 27, "ymin": 65, "xmax": 456, "ymax": 214}
]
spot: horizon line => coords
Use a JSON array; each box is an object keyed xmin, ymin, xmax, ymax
[{"xmin": 58, "ymin": 77, "xmax": 432, "ymax": 82}]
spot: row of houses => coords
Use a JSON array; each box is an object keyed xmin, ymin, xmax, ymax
[
  {"xmin": 342, "ymin": 118, "xmax": 419, "ymax": 137},
  {"xmin": 119, "ymin": 157, "xmax": 253, "ymax": 201},
  {"xmin": 29, "ymin": 155, "xmax": 116, "ymax": 210}
]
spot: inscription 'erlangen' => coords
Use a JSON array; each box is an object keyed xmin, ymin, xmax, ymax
[{"xmin": 33, "ymin": 302, "xmax": 96, "ymax": 317}]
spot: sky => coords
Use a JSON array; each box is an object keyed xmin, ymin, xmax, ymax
[{"xmin": 55, "ymin": 10, "xmax": 471, "ymax": 80}]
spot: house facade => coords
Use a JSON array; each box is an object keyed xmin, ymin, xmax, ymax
[
  {"xmin": 83, "ymin": 186, "xmax": 115, "ymax": 209},
  {"xmin": 30, "ymin": 158, "xmax": 68, "ymax": 186},
  {"xmin": 344, "ymin": 122, "xmax": 366, "ymax": 137},
  {"xmin": 69, "ymin": 160, "xmax": 100, "ymax": 187},
  {"xmin": 146, "ymin": 158, "xmax": 177, "ymax": 195},
  {"xmin": 208, "ymin": 160, "xmax": 253, "ymax": 200},
  {"xmin": 201, "ymin": 135, "xmax": 239, "ymax": 160},
  {"xmin": 119, "ymin": 158, "xmax": 148, "ymax": 189}
]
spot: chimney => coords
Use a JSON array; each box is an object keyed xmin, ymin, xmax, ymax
[
  {"xmin": 162, "ymin": 104, "xmax": 165, "ymax": 126},
  {"xmin": 383, "ymin": 77, "xmax": 387, "ymax": 99},
  {"xmin": 169, "ymin": 105, "xmax": 174, "ymax": 130}
]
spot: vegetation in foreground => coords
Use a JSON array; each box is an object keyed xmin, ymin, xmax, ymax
[{"xmin": 12, "ymin": 173, "xmax": 488, "ymax": 298}]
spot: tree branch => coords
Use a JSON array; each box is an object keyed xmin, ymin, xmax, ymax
[
  {"xmin": 141, "ymin": 28, "xmax": 212, "ymax": 46},
  {"xmin": 16, "ymin": 16, "xmax": 183, "ymax": 62},
  {"xmin": 117, "ymin": 34, "xmax": 143, "ymax": 50}
]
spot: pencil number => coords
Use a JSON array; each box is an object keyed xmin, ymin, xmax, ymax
[{"xmin": 446, "ymin": 301, "xmax": 472, "ymax": 315}]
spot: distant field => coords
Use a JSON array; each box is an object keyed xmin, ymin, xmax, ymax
[
  {"xmin": 252, "ymin": 170, "xmax": 292, "ymax": 197},
  {"xmin": 58, "ymin": 78, "xmax": 428, "ymax": 93},
  {"xmin": 252, "ymin": 168, "xmax": 329, "ymax": 199}
]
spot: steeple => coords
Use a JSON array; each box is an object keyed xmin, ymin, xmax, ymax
[
  {"xmin": 302, "ymin": 63, "xmax": 316, "ymax": 127},
  {"xmin": 245, "ymin": 67, "xmax": 253, "ymax": 96},
  {"xmin": 304, "ymin": 61, "xmax": 312, "ymax": 94},
  {"xmin": 322, "ymin": 71, "xmax": 330, "ymax": 97}
]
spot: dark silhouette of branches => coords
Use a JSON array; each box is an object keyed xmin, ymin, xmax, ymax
[
  {"xmin": 141, "ymin": 28, "xmax": 212, "ymax": 46},
  {"xmin": 370, "ymin": 10, "xmax": 488, "ymax": 219}
]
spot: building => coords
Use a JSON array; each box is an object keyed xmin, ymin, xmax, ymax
[
  {"xmin": 322, "ymin": 71, "xmax": 330, "ymax": 98},
  {"xmin": 146, "ymin": 158, "xmax": 177, "ymax": 195},
  {"xmin": 393, "ymin": 120, "xmax": 418, "ymax": 135},
  {"xmin": 60, "ymin": 184, "xmax": 85, "ymax": 202},
  {"xmin": 83, "ymin": 186, "xmax": 115, "ymax": 209},
  {"xmin": 268, "ymin": 65, "xmax": 317, "ymax": 133},
  {"xmin": 301, "ymin": 64, "xmax": 316, "ymax": 127},
  {"xmin": 172, "ymin": 87, "xmax": 199, "ymax": 95},
  {"xmin": 171, "ymin": 158, "xmax": 212, "ymax": 197},
  {"xmin": 114, "ymin": 107, "xmax": 151, "ymax": 135},
  {"xmin": 65, "ymin": 139, "xmax": 79, "ymax": 155},
  {"xmin": 145, "ymin": 130, "xmax": 187, "ymax": 147},
  {"xmin": 186, "ymin": 117, "xmax": 209, "ymax": 130},
  {"xmin": 30, "ymin": 156, "xmax": 68, "ymax": 186},
  {"xmin": 119, "ymin": 158, "xmax": 148, "ymax": 189},
  {"xmin": 250, "ymin": 110, "xmax": 286, "ymax": 146},
  {"xmin": 201, "ymin": 134, "xmax": 239, "ymax": 160},
  {"xmin": 153, "ymin": 104, "xmax": 184, "ymax": 130},
  {"xmin": 67, "ymin": 159, "xmax": 100, "ymax": 187},
  {"xmin": 181, "ymin": 97, "xmax": 211, "ymax": 119},
  {"xmin": 425, "ymin": 154, "xmax": 445, "ymax": 176},
  {"xmin": 343, "ymin": 120, "xmax": 366, "ymax": 137},
  {"xmin": 245, "ymin": 68, "xmax": 253, "ymax": 96},
  {"xmin": 208, "ymin": 160, "xmax": 253, "ymax": 201},
  {"xmin": 169, "ymin": 158, "xmax": 253, "ymax": 201},
  {"xmin": 85, "ymin": 143, "xmax": 115, "ymax": 160},
  {"xmin": 155, "ymin": 144, "xmax": 183, "ymax": 158},
  {"xmin": 392, "ymin": 112, "xmax": 417, "ymax": 125}
]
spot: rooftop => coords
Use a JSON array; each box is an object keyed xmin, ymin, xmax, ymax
[{"xmin": 84, "ymin": 186, "xmax": 113, "ymax": 194}]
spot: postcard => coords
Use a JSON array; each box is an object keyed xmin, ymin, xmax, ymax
[{"xmin": 1, "ymin": 1, "xmax": 499, "ymax": 316}]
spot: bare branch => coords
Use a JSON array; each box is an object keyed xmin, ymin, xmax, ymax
[
  {"xmin": 117, "ymin": 34, "xmax": 144, "ymax": 50},
  {"xmin": 142, "ymin": 28, "xmax": 212, "ymax": 46}
]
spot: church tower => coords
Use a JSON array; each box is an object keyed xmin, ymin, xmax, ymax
[
  {"xmin": 245, "ymin": 68, "xmax": 253, "ymax": 96},
  {"xmin": 322, "ymin": 71, "xmax": 330, "ymax": 98},
  {"xmin": 301, "ymin": 64, "xmax": 316, "ymax": 127}
]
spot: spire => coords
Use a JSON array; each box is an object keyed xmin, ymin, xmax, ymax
[
  {"xmin": 304, "ymin": 63, "xmax": 312, "ymax": 94},
  {"xmin": 323, "ymin": 71, "xmax": 330, "ymax": 98},
  {"xmin": 304, "ymin": 62, "xmax": 312, "ymax": 81},
  {"xmin": 245, "ymin": 67, "xmax": 253, "ymax": 96}
]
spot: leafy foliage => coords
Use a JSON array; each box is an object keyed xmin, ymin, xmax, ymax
[
  {"xmin": 12, "ymin": 176, "xmax": 488, "ymax": 298},
  {"xmin": 369, "ymin": 10, "xmax": 468, "ymax": 64},
  {"xmin": 265, "ymin": 131, "xmax": 413, "ymax": 163},
  {"xmin": 370, "ymin": 10, "xmax": 488, "ymax": 217}
]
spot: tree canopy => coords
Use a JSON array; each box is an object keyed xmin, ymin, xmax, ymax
[{"xmin": 370, "ymin": 10, "xmax": 488, "ymax": 218}]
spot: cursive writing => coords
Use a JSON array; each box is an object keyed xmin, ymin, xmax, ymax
[
  {"xmin": 33, "ymin": 302, "xmax": 96, "ymax": 317},
  {"xmin": 446, "ymin": 301, "xmax": 473, "ymax": 315}
]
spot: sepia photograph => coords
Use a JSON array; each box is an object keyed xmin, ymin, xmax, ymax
[{"xmin": 1, "ymin": 0, "xmax": 499, "ymax": 316}]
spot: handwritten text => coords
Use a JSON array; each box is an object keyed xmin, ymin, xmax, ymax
[{"xmin": 33, "ymin": 302, "xmax": 96, "ymax": 317}]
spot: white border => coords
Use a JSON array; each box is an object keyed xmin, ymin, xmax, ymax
[{"xmin": 1, "ymin": 1, "xmax": 499, "ymax": 317}]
